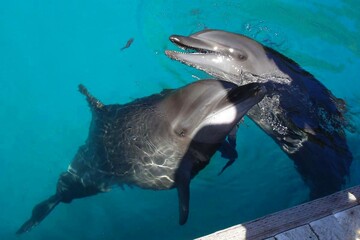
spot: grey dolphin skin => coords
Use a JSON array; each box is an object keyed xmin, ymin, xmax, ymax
[
  {"xmin": 166, "ymin": 29, "xmax": 353, "ymax": 199},
  {"xmin": 17, "ymin": 80, "xmax": 266, "ymax": 234}
]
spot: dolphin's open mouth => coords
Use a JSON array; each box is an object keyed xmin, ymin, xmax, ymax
[
  {"xmin": 165, "ymin": 34, "xmax": 243, "ymax": 84},
  {"xmin": 165, "ymin": 35, "xmax": 219, "ymax": 61}
]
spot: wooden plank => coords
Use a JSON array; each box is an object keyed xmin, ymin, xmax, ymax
[
  {"xmin": 198, "ymin": 185, "xmax": 360, "ymax": 240},
  {"xmin": 310, "ymin": 205, "xmax": 360, "ymax": 240},
  {"xmin": 275, "ymin": 224, "xmax": 318, "ymax": 240}
]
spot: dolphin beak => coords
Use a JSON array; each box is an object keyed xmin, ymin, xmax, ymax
[
  {"xmin": 165, "ymin": 34, "xmax": 220, "ymax": 68},
  {"xmin": 169, "ymin": 35, "xmax": 186, "ymax": 49},
  {"xmin": 169, "ymin": 35, "xmax": 181, "ymax": 44},
  {"xmin": 168, "ymin": 35, "xmax": 214, "ymax": 52}
]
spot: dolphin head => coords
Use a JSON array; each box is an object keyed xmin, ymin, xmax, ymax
[
  {"xmin": 158, "ymin": 80, "xmax": 266, "ymax": 144},
  {"xmin": 166, "ymin": 29, "xmax": 278, "ymax": 84}
]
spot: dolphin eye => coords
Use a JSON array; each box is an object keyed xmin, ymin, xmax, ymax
[
  {"xmin": 176, "ymin": 129, "xmax": 186, "ymax": 137},
  {"xmin": 180, "ymin": 130, "xmax": 186, "ymax": 137},
  {"xmin": 237, "ymin": 54, "xmax": 247, "ymax": 60}
]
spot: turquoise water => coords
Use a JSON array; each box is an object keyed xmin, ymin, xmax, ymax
[{"xmin": 1, "ymin": 0, "xmax": 359, "ymax": 239}]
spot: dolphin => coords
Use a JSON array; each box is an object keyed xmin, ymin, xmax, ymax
[
  {"xmin": 166, "ymin": 29, "xmax": 353, "ymax": 198},
  {"xmin": 17, "ymin": 79, "xmax": 266, "ymax": 234}
]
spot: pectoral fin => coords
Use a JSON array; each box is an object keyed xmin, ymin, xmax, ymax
[
  {"xmin": 175, "ymin": 157, "xmax": 192, "ymax": 225},
  {"xmin": 217, "ymin": 124, "xmax": 239, "ymax": 175},
  {"xmin": 227, "ymin": 124, "xmax": 238, "ymax": 148}
]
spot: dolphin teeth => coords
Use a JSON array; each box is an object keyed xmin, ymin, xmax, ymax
[{"xmin": 170, "ymin": 41, "xmax": 216, "ymax": 55}]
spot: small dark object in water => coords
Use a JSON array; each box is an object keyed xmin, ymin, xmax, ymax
[{"xmin": 121, "ymin": 38, "xmax": 134, "ymax": 51}]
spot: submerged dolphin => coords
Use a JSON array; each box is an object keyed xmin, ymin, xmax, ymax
[
  {"xmin": 166, "ymin": 29, "xmax": 353, "ymax": 198},
  {"xmin": 17, "ymin": 80, "xmax": 266, "ymax": 234}
]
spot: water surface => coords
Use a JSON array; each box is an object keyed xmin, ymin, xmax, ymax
[{"xmin": 1, "ymin": 0, "xmax": 359, "ymax": 239}]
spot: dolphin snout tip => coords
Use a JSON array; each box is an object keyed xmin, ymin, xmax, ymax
[
  {"xmin": 165, "ymin": 50, "xmax": 175, "ymax": 58},
  {"xmin": 169, "ymin": 35, "xmax": 181, "ymax": 43}
]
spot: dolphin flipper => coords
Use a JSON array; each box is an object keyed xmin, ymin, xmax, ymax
[
  {"xmin": 227, "ymin": 124, "xmax": 238, "ymax": 148},
  {"xmin": 218, "ymin": 156, "xmax": 236, "ymax": 176},
  {"xmin": 175, "ymin": 157, "xmax": 193, "ymax": 225},
  {"xmin": 218, "ymin": 140, "xmax": 237, "ymax": 175},
  {"xmin": 217, "ymin": 124, "xmax": 239, "ymax": 175},
  {"xmin": 177, "ymin": 182, "xmax": 190, "ymax": 225},
  {"xmin": 16, "ymin": 194, "xmax": 61, "ymax": 234}
]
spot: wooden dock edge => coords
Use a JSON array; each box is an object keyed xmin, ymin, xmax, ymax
[{"xmin": 197, "ymin": 185, "xmax": 360, "ymax": 240}]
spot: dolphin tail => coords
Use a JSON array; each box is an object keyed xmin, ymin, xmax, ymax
[
  {"xmin": 16, "ymin": 194, "xmax": 62, "ymax": 234},
  {"xmin": 78, "ymin": 84, "xmax": 105, "ymax": 111}
]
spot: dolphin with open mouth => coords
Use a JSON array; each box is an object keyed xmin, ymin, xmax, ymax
[{"xmin": 166, "ymin": 29, "xmax": 353, "ymax": 198}]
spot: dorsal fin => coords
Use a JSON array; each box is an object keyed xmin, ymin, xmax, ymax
[{"xmin": 78, "ymin": 84, "xmax": 104, "ymax": 110}]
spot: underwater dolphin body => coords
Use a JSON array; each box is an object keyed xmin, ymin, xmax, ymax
[
  {"xmin": 17, "ymin": 80, "xmax": 266, "ymax": 234},
  {"xmin": 166, "ymin": 29, "xmax": 353, "ymax": 198}
]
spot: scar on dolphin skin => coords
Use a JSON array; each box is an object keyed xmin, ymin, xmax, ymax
[{"xmin": 121, "ymin": 38, "xmax": 134, "ymax": 51}]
